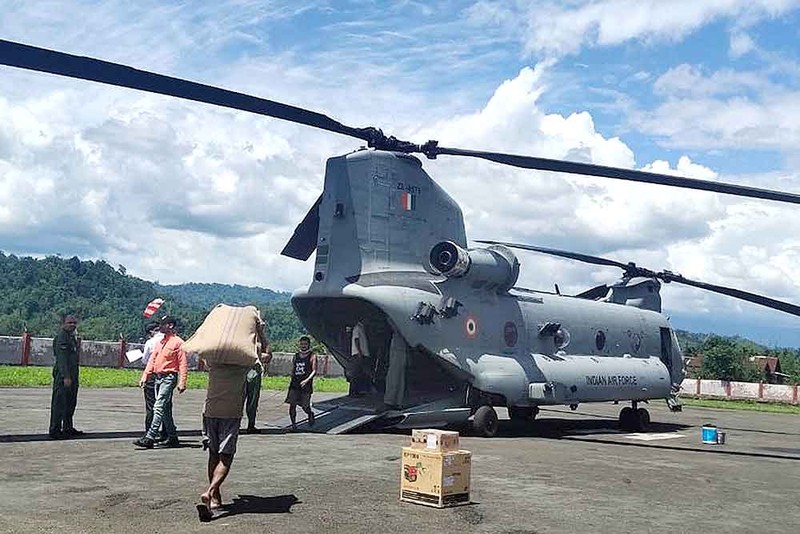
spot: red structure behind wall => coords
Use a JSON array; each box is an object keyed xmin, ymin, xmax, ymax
[{"xmin": 20, "ymin": 330, "xmax": 31, "ymax": 366}]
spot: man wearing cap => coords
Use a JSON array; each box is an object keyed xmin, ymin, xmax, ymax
[
  {"xmin": 141, "ymin": 321, "xmax": 166, "ymax": 441},
  {"xmin": 49, "ymin": 314, "xmax": 82, "ymax": 439},
  {"xmin": 134, "ymin": 316, "xmax": 188, "ymax": 449}
]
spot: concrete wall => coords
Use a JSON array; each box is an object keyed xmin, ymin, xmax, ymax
[
  {"xmin": 0, "ymin": 337, "xmax": 21, "ymax": 365},
  {"xmin": 680, "ymin": 378, "xmax": 799, "ymax": 405},
  {"xmin": 5, "ymin": 335, "xmax": 798, "ymax": 398},
  {"xmin": 0, "ymin": 335, "xmax": 344, "ymax": 378}
]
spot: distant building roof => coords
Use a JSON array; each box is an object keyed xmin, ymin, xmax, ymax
[
  {"xmin": 749, "ymin": 356, "xmax": 782, "ymax": 374},
  {"xmin": 686, "ymin": 355, "xmax": 703, "ymax": 369}
]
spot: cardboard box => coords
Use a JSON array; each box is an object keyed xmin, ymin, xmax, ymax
[
  {"xmin": 409, "ymin": 429, "xmax": 460, "ymax": 452},
  {"xmin": 400, "ymin": 447, "xmax": 471, "ymax": 508}
]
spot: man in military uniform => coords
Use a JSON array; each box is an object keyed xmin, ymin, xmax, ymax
[
  {"xmin": 383, "ymin": 324, "xmax": 409, "ymax": 411},
  {"xmin": 243, "ymin": 313, "xmax": 273, "ymax": 433},
  {"xmin": 49, "ymin": 314, "xmax": 83, "ymax": 439}
]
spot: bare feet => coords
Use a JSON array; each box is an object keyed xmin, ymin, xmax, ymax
[{"xmin": 211, "ymin": 489, "xmax": 222, "ymax": 509}]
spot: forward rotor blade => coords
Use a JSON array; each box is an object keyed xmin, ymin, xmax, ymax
[
  {"xmin": 281, "ymin": 195, "xmax": 322, "ymax": 260},
  {"xmin": 661, "ymin": 274, "xmax": 800, "ymax": 318},
  {"xmin": 436, "ymin": 147, "xmax": 800, "ymax": 205},
  {"xmin": 476, "ymin": 240, "xmax": 630, "ymax": 270},
  {"xmin": 6, "ymin": 40, "xmax": 800, "ymax": 207},
  {"xmin": 0, "ymin": 40, "xmax": 370, "ymax": 143}
]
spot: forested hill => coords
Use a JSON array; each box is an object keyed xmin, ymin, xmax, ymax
[
  {"xmin": 0, "ymin": 253, "xmax": 305, "ymax": 349},
  {"xmin": 157, "ymin": 282, "xmax": 289, "ymax": 309},
  {"xmin": 673, "ymin": 329, "xmax": 767, "ymax": 355}
]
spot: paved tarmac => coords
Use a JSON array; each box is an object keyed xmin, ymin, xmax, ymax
[{"xmin": 1, "ymin": 387, "xmax": 798, "ymax": 533}]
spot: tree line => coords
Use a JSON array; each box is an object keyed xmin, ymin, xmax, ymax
[
  {"xmin": 0, "ymin": 253, "xmax": 309, "ymax": 352},
  {"xmin": 678, "ymin": 331, "xmax": 800, "ymax": 384}
]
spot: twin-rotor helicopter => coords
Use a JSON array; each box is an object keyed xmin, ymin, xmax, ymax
[{"xmin": 3, "ymin": 39, "xmax": 800, "ymax": 437}]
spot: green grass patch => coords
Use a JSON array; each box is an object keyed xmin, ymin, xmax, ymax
[
  {"xmin": 0, "ymin": 365, "xmax": 348, "ymax": 392},
  {"xmin": 682, "ymin": 397, "xmax": 800, "ymax": 414}
]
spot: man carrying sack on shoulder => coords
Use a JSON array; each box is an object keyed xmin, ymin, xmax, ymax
[{"xmin": 182, "ymin": 304, "xmax": 271, "ymax": 521}]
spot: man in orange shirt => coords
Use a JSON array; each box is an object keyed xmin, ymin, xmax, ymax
[{"xmin": 134, "ymin": 315, "xmax": 188, "ymax": 449}]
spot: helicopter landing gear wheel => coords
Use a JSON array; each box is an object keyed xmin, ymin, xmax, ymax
[
  {"xmin": 635, "ymin": 408, "xmax": 650, "ymax": 431},
  {"xmin": 508, "ymin": 406, "xmax": 538, "ymax": 423},
  {"xmin": 473, "ymin": 405, "xmax": 499, "ymax": 437},
  {"xmin": 619, "ymin": 406, "xmax": 651, "ymax": 431},
  {"xmin": 619, "ymin": 406, "xmax": 636, "ymax": 431}
]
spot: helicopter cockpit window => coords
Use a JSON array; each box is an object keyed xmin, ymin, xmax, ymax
[
  {"xmin": 595, "ymin": 330, "xmax": 606, "ymax": 351},
  {"xmin": 553, "ymin": 327, "xmax": 570, "ymax": 350}
]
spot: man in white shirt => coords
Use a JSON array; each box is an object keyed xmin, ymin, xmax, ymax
[
  {"xmin": 349, "ymin": 320, "xmax": 371, "ymax": 396},
  {"xmin": 141, "ymin": 322, "xmax": 166, "ymax": 440}
]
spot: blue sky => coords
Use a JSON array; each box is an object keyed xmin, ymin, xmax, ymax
[{"xmin": 1, "ymin": 1, "xmax": 800, "ymax": 347}]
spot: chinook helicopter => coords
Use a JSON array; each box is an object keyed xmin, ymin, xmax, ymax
[{"xmin": 4, "ymin": 40, "xmax": 800, "ymax": 438}]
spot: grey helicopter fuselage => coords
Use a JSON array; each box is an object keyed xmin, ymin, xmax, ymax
[{"xmin": 290, "ymin": 149, "xmax": 684, "ymax": 423}]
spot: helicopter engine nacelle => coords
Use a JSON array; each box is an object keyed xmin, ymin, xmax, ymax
[{"xmin": 429, "ymin": 241, "xmax": 520, "ymax": 293}]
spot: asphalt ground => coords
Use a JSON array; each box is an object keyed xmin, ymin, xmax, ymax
[{"xmin": 1, "ymin": 387, "xmax": 798, "ymax": 534}]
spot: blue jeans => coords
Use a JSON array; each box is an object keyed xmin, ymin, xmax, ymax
[{"xmin": 145, "ymin": 373, "xmax": 178, "ymax": 440}]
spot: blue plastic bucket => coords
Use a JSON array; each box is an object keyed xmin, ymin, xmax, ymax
[{"xmin": 701, "ymin": 425, "xmax": 718, "ymax": 444}]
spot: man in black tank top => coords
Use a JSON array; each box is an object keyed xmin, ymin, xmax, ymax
[{"xmin": 284, "ymin": 336, "xmax": 317, "ymax": 431}]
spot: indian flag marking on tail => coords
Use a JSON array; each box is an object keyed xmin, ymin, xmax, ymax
[{"xmin": 400, "ymin": 191, "xmax": 416, "ymax": 211}]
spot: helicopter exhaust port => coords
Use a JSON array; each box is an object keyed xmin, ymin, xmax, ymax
[
  {"xmin": 429, "ymin": 241, "xmax": 520, "ymax": 293},
  {"xmin": 430, "ymin": 241, "xmax": 470, "ymax": 277}
]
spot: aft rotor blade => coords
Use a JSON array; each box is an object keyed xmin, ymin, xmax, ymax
[
  {"xmin": 436, "ymin": 147, "xmax": 800, "ymax": 205},
  {"xmin": 476, "ymin": 240, "xmax": 630, "ymax": 270},
  {"xmin": 484, "ymin": 239, "xmax": 800, "ymax": 317},
  {"xmin": 0, "ymin": 39, "xmax": 370, "ymax": 143},
  {"xmin": 281, "ymin": 195, "xmax": 322, "ymax": 260},
  {"xmin": 662, "ymin": 274, "xmax": 800, "ymax": 318}
]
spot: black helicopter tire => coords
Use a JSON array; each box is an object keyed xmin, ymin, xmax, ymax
[
  {"xmin": 618, "ymin": 407, "xmax": 636, "ymax": 431},
  {"xmin": 473, "ymin": 405, "xmax": 499, "ymax": 437},
  {"xmin": 635, "ymin": 408, "xmax": 650, "ymax": 431}
]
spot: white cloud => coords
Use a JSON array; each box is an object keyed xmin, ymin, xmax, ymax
[
  {"xmin": 510, "ymin": 0, "xmax": 800, "ymax": 58},
  {"xmin": 730, "ymin": 31, "xmax": 756, "ymax": 57},
  {"xmin": 637, "ymin": 66, "xmax": 800, "ymax": 151},
  {"xmin": 653, "ymin": 64, "xmax": 770, "ymax": 97}
]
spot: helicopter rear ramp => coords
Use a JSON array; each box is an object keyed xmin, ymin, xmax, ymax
[
  {"xmin": 267, "ymin": 394, "xmax": 389, "ymax": 434},
  {"xmin": 267, "ymin": 393, "xmax": 472, "ymax": 434}
]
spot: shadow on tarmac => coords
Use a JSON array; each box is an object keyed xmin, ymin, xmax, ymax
[
  {"xmin": 564, "ymin": 435, "xmax": 800, "ymax": 461},
  {"xmin": 0, "ymin": 430, "xmax": 205, "ymax": 444},
  {"xmin": 212, "ymin": 494, "xmax": 301, "ymax": 520},
  {"xmin": 711, "ymin": 426, "xmax": 800, "ymax": 437},
  {"xmin": 366, "ymin": 416, "xmax": 690, "ymax": 440},
  {"xmin": 369, "ymin": 418, "xmax": 800, "ymax": 461},
  {"xmin": 490, "ymin": 418, "xmax": 691, "ymax": 439},
  {"xmin": 0, "ymin": 427, "xmax": 287, "ymax": 444}
]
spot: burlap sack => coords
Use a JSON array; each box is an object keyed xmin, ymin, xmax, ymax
[{"xmin": 183, "ymin": 304, "xmax": 262, "ymax": 367}]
